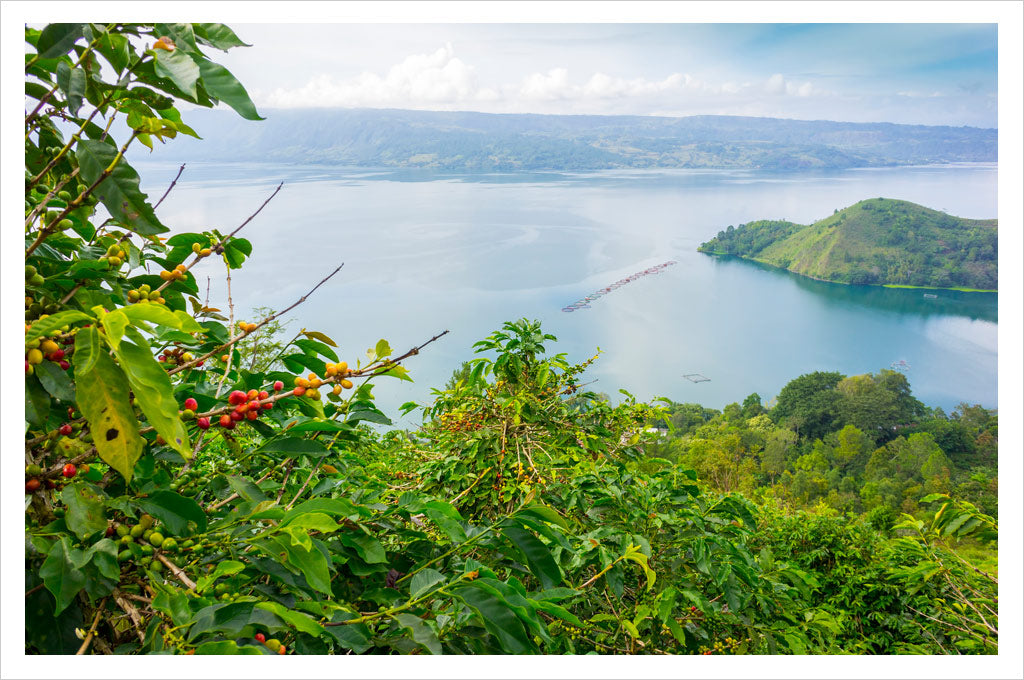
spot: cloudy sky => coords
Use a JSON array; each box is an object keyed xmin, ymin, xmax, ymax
[{"xmin": 206, "ymin": 22, "xmax": 999, "ymax": 127}]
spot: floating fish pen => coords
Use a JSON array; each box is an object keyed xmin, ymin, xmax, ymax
[
  {"xmin": 562, "ymin": 260, "xmax": 678, "ymax": 312},
  {"xmin": 683, "ymin": 373, "xmax": 710, "ymax": 383}
]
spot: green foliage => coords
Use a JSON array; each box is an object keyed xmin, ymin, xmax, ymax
[
  {"xmin": 699, "ymin": 198, "xmax": 998, "ymax": 291},
  {"xmin": 24, "ymin": 23, "xmax": 997, "ymax": 657}
]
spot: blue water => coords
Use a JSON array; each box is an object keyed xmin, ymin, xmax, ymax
[{"xmin": 136, "ymin": 161, "xmax": 998, "ymax": 423}]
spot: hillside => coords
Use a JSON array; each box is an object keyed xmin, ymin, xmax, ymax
[
  {"xmin": 140, "ymin": 108, "xmax": 997, "ymax": 172},
  {"xmin": 698, "ymin": 199, "xmax": 997, "ymax": 290}
]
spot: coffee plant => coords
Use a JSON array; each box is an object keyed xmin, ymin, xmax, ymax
[{"xmin": 23, "ymin": 23, "xmax": 998, "ymax": 657}]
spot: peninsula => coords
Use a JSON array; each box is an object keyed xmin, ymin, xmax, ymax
[{"xmin": 698, "ymin": 198, "xmax": 997, "ymax": 291}]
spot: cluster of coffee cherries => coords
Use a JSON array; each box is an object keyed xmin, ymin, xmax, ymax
[
  {"xmin": 200, "ymin": 382, "xmax": 285, "ymax": 430},
  {"xmin": 437, "ymin": 409, "xmax": 486, "ymax": 434},
  {"xmin": 113, "ymin": 513, "xmax": 190, "ymax": 573},
  {"xmin": 25, "ymin": 290, "xmax": 63, "ymax": 321},
  {"xmin": 25, "ymin": 327, "xmax": 72, "ymax": 375},
  {"xmin": 190, "ymin": 242, "xmax": 213, "ymax": 257},
  {"xmin": 292, "ymin": 362, "xmax": 353, "ymax": 400},
  {"xmin": 157, "ymin": 345, "xmax": 194, "ymax": 367},
  {"xmin": 24, "ymin": 461, "xmax": 83, "ymax": 494},
  {"xmin": 253, "ymin": 633, "xmax": 286, "ymax": 655},
  {"xmin": 25, "ymin": 263, "xmax": 46, "ymax": 288},
  {"xmin": 99, "ymin": 242, "xmax": 127, "ymax": 269},
  {"xmin": 697, "ymin": 635, "xmax": 743, "ymax": 655},
  {"xmin": 126, "ymin": 283, "xmax": 166, "ymax": 305},
  {"xmin": 158, "ymin": 263, "xmax": 189, "ymax": 283}
]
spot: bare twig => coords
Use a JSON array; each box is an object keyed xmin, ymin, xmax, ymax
[
  {"xmin": 155, "ymin": 553, "xmax": 196, "ymax": 591},
  {"xmin": 216, "ymin": 259, "xmax": 237, "ymax": 399},
  {"xmin": 225, "ymin": 182, "xmax": 283, "ymax": 240},
  {"xmin": 75, "ymin": 597, "xmax": 108, "ymax": 655},
  {"xmin": 153, "ymin": 163, "xmax": 186, "ymax": 209},
  {"xmin": 284, "ymin": 465, "xmax": 320, "ymax": 511},
  {"xmin": 274, "ymin": 459, "xmax": 295, "ymax": 503},
  {"xmin": 451, "ymin": 466, "xmax": 492, "ymax": 504},
  {"xmin": 168, "ymin": 262, "xmax": 346, "ymax": 376},
  {"xmin": 113, "ymin": 590, "xmax": 147, "ymax": 642}
]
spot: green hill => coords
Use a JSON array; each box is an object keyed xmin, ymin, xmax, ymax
[{"xmin": 698, "ymin": 198, "xmax": 997, "ymax": 290}]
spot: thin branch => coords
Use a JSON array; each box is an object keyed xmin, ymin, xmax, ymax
[
  {"xmin": 26, "ymin": 131, "xmax": 138, "ymax": 258},
  {"xmin": 113, "ymin": 590, "xmax": 147, "ymax": 642},
  {"xmin": 75, "ymin": 597, "xmax": 108, "ymax": 655},
  {"xmin": 451, "ymin": 466, "xmax": 491, "ymax": 504},
  {"xmin": 153, "ymin": 163, "xmax": 186, "ymax": 209},
  {"xmin": 216, "ymin": 259, "xmax": 237, "ymax": 399},
  {"xmin": 284, "ymin": 465, "xmax": 319, "ymax": 511},
  {"xmin": 274, "ymin": 459, "xmax": 295, "ymax": 503},
  {"xmin": 154, "ymin": 553, "xmax": 196, "ymax": 591},
  {"xmin": 168, "ymin": 263, "xmax": 346, "ymax": 376},
  {"xmin": 225, "ymin": 182, "xmax": 283, "ymax": 240}
]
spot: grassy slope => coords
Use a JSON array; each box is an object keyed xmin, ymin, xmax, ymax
[{"xmin": 700, "ymin": 198, "xmax": 997, "ymax": 290}]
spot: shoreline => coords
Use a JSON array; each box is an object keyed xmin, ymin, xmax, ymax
[{"xmin": 700, "ymin": 251, "xmax": 998, "ymax": 293}]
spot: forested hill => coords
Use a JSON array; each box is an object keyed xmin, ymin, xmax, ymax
[
  {"xmin": 145, "ymin": 107, "xmax": 996, "ymax": 171},
  {"xmin": 698, "ymin": 198, "xmax": 998, "ymax": 290}
]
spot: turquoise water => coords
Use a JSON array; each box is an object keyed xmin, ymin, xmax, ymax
[{"xmin": 137, "ymin": 161, "xmax": 998, "ymax": 422}]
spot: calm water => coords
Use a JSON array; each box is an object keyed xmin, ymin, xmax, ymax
[{"xmin": 136, "ymin": 161, "xmax": 998, "ymax": 423}]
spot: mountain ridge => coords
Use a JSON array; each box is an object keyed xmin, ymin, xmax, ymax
[{"xmin": 143, "ymin": 107, "xmax": 997, "ymax": 172}]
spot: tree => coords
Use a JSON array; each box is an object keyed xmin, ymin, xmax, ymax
[
  {"xmin": 836, "ymin": 370, "xmax": 925, "ymax": 442},
  {"xmin": 771, "ymin": 371, "xmax": 845, "ymax": 441}
]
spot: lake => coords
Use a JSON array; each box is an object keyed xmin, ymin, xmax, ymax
[{"xmin": 135, "ymin": 161, "xmax": 998, "ymax": 424}]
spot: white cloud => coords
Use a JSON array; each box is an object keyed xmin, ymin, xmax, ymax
[
  {"xmin": 263, "ymin": 43, "xmax": 494, "ymax": 108},
  {"xmin": 765, "ymin": 73, "xmax": 818, "ymax": 97},
  {"xmin": 259, "ymin": 45, "xmax": 834, "ymax": 117}
]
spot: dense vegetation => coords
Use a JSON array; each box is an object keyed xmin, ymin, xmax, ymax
[
  {"xmin": 147, "ymin": 108, "xmax": 996, "ymax": 172},
  {"xmin": 698, "ymin": 198, "xmax": 998, "ymax": 290},
  {"xmin": 24, "ymin": 23, "xmax": 997, "ymax": 658}
]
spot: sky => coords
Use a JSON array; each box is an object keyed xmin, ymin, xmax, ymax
[{"xmin": 204, "ymin": 22, "xmax": 999, "ymax": 127}]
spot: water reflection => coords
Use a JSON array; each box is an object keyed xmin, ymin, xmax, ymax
[{"xmin": 709, "ymin": 255, "xmax": 998, "ymax": 323}]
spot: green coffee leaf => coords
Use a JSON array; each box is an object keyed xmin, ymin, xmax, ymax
[
  {"xmin": 121, "ymin": 304, "xmax": 203, "ymax": 333},
  {"xmin": 500, "ymin": 526, "xmax": 562, "ymax": 590},
  {"xmin": 35, "ymin": 360, "xmax": 76, "ymax": 403},
  {"xmin": 55, "ymin": 62, "xmax": 86, "ymax": 115},
  {"xmin": 301, "ymin": 330, "xmax": 337, "ymax": 347},
  {"xmin": 452, "ymin": 581, "xmax": 536, "ymax": 653},
  {"xmin": 136, "ymin": 490, "xmax": 207, "ymax": 535},
  {"xmin": 153, "ymin": 47, "xmax": 200, "ymax": 98},
  {"xmin": 196, "ymin": 58, "xmax": 263, "ymax": 120},
  {"xmin": 40, "ymin": 537, "xmax": 87, "ymax": 615},
  {"xmin": 393, "ymin": 613, "xmax": 442, "ymax": 655},
  {"xmin": 256, "ymin": 602, "xmax": 324, "ymax": 636},
  {"xmin": 76, "ymin": 140, "xmax": 167, "ymax": 235},
  {"xmin": 113, "ymin": 330, "xmax": 191, "ymax": 459},
  {"xmin": 35, "ymin": 23, "xmax": 84, "ymax": 59},
  {"xmin": 61, "ymin": 482, "xmax": 106, "ymax": 540},
  {"xmin": 25, "ymin": 311, "xmax": 92, "ymax": 343},
  {"xmin": 25, "ymin": 374, "xmax": 51, "ymax": 427}
]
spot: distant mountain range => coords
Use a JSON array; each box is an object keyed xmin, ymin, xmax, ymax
[
  {"xmin": 698, "ymin": 198, "xmax": 997, "ymax": 291},
  {"xmin": 148, "ymin": 108, "xmax": 997, "ymax": 172}
]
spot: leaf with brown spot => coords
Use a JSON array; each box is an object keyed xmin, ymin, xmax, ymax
[{"xmin": 74, "ymin": 327, "xmax": 143, "ymax": 482}]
